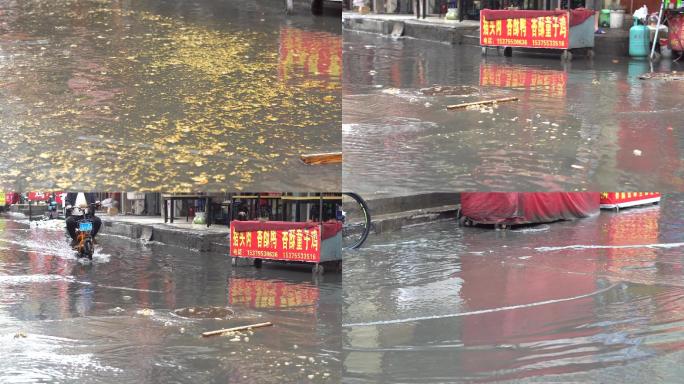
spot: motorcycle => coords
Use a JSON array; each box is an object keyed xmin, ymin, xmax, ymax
[{"xmin": 66, "ymin": 202, "xmax": 100, "ymax": 260}]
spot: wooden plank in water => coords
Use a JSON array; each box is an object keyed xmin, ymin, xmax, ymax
[
  {"xmin": 300, "ymin": 152, "xmax": 342, "ymax": 165},
  {"xmin": 446, "ymin": 97, "xmax": 519, "ymax": 110},
  {"xmin": 202, "ymin": 322, "xmax": 273, "ymax": 337}
]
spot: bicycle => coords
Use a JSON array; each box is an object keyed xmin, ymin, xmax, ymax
[{"xmin": 341, "ymin": 192, "xmax": 371, "ymax": 249}]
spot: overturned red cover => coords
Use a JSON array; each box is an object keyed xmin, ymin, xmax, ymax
[{"xmin": 461, "ymin": 192, "xmax": 600, "ymax": 225}]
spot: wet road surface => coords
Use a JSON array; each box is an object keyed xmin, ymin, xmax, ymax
[
  {"xmin": 0, "ymin": 215, "xmax": 341, "ymax": 383},
  {"xmin": 343, "ymin": 31, "xmax": 684, "ymax": 196},
  {"xmin": 0, "ymin": 0, "xmax": 341, "ymax": 191},
  {"xmin": 343, "ymin": 194, "xmax": 684, "ymax": 382}
]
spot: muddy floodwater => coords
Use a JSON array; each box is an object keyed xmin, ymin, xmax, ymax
[
  {"xmin": 0, "ymin": 0, "xmax": 341, "ymax": 191},
  {"xmin": 343, "ymin": 31, "xmax": 684, "ymax": 196},
  {"xmin": 0, "ymin": 216, "xmax": 341, "ymax": 383},
  {"xmin": 344, "ymin": 195, "xmax": 684, "ymax": 382}
]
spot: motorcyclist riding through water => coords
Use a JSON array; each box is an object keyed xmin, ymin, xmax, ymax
[{"xmin": 65, "ymin": 192, "xmax": 102, "ymax": 247}]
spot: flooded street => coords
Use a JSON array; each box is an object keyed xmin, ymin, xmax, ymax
[
  {"xmin": 344, "ymin": 194, "xmax": 684, "ymax": 382},
  {"xmin": 0, "ymin": 215, "xmax": 340, "ymax": 383},
  {"xmin": 0, "ymin": 0, "xmax": 341, "ymax": 191},
  {"xmin": 343, "ymin": 31, "xmax": 684, "ymax": 196}
]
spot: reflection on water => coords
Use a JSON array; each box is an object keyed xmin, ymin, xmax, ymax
[
  {"xmin": 343, "ymin": 31, "xmax": 684, "ymax": 196},
  {"xmin": 0, "ymin": 0, "xmax": 341, "ymax": 191},
  {"xmin": 343, "ymin": 195, "xmax": 684, "ymax": 383},
  {"xmin": 0, "ymin": 217, "xmax": 340, "ymax": 383}
]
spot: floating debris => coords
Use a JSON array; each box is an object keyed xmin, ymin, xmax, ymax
[
  {"xmin": 639, "ymin": 71, "xmax": 684, "ymax": 81},
  {"xmin": 136, "ymin": 308, "xmax": 155, "ymax": 316},
  {"xmin": 174, "ymin": 306, "xmax": 234, "ymax": 320},
  {"xmin": 420, "ymin": 85, "xmax": 480, "ymax": 96},
  {"xmin": 14, "ymin": 332, "xmax": 27, "ymax": 339}
]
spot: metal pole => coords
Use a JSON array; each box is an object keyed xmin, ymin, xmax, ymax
[
  {"xmin": 206, "ymin": 197, "xmax": 211, "ymax": 228},
  {"xmin": 319, "ymin": 194, "xmax": 324, "ymax": 222},
  {"xmin": 650, "ymin": 0, "xmax": 665, "ymax": 60}
]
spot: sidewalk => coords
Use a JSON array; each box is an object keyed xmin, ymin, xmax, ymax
[
  {"xmin": 100, "ymin": 215, "xmax": 230, "ymax": 253},
  {"xmin": 364, "ymin": 193, "xmax": 460, "ymax": 234},
  {"xmin": 343, "ymin": 11, "xmax": 630, "ymax": 57},
  {"xmin": 343, "ymin": 12, "xmax": 480, "ymax": 44}
]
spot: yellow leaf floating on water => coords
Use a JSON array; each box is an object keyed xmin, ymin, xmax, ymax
[{"xmin": 0, "ymin": 6, "xmax": 340, "ymax": 191}]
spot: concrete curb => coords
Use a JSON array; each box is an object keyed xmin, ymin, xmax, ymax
[
  {"xmin": 364, "ymin": 193, "xmax": 459, "ymax": 215},
  {"xmin": 100, "ymin": 219, "xmax": 229, "ymax": 253},
  {"xmin": 371, "ymin": 204, "xmax": 459, "ymax": 234},
  {"xmin": 360, "ymin": 193, "xmax": 460, "ymax": 234},
  {"xmin": 343, "ymin": 13, "xmax": 479, "ymax": 44}
]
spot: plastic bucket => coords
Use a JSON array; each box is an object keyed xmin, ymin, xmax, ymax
[
  {"xmin": 599, "ymin": 9, "xmax": 611, "ymax": 27},
  {"xmin": 610, "ymin": 10, "xmax": 625, "ymax": 29}
]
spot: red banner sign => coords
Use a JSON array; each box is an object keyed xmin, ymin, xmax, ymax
[
  {"xmin": 28, "ymin": 192, "xmax": 50, "ymax": 201},
  {"xmin": 480, "ymin": 10, "xmax": 569, "ymax": 49},
  {"xmin": 230, "ymin": 222, "xmax": 321, "ymax": 262},
  {"xmin": 600, "ymin": 192, "xmax": 661, "ymax": 209}
]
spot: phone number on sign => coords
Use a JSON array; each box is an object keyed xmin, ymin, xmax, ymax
[
  {"xmin": 492, "ymin": 38, "xmax": 528, "ymax": 45},
  {"xmin": 244, "ymin": 249, "xmax": 279, "ymax": 258},
  {"xmin": 531, "ymin": 39, "xmax": 567, "ymax": 48}
]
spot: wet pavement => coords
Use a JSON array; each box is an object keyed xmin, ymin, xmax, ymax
[
  {"xmin": 0, "ymin": 0, "xmax": 341, "ymax": 191},
  {"xmin": 0, "ymin": 215, "xmax": 341, "ymax": 383},
  {"xmin": 342, "ymin": 31, "xmax": 684, "ymax": 196},
  {"xmin": 343, "ymin": 194, "xmax": 684, "ymax": 383}
]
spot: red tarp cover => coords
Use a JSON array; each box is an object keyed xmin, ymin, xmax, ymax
[
  {"xmin": 461, "ymin": 192, "xmax": 600, "ymax": 225},
  {"xmin": 482, "ymin": 8, "xmax": 594, "ymax": 27},
  {"xmin": 231, "ymin": 220, "xmax": 342, "ymax": 240}
]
